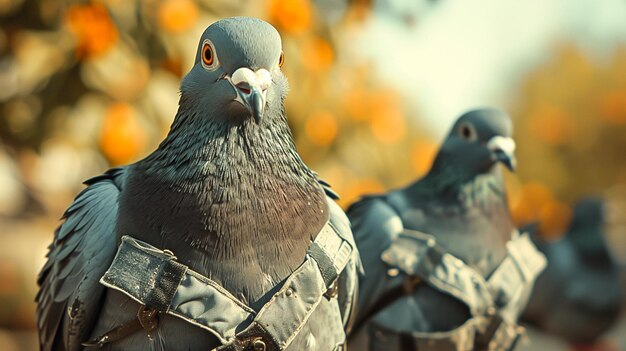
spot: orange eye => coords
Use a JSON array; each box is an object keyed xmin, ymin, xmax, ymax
[
  {"xmin": 202, "ymin": 43, "xmax": 214, "ymax": 66},
  {"xmin": 278, "ymin": 51, "xmax": 284, "ymax": 67}
]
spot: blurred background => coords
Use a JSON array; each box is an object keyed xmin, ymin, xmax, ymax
[{"xmin": 0, "ymin": 0, "xmax": 625, "ymax": 350}]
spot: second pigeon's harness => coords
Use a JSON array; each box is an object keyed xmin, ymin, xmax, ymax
[
  {"xmin": 366, "ymin": 229, "xmax": 546, "ymax": 351},
  {"xmin": 86, "ymin": 221, "xmax": 353, "ymax": 351}
]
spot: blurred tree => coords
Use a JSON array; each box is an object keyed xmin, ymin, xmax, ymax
[{"xmin": 512, "ymin": 45, "xmax": 626, "ymax": 206}]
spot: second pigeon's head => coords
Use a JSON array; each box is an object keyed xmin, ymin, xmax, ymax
[
  {"xmin": 180, "ymin": 17, "xmax": 287, "ymax": 125},
  {"xmin": 433, "ymin": 108, "xmax": 517, "ymax": 177}
]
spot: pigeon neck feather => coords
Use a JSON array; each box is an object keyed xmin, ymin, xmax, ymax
[
  {"xmin": 127, "ymin": 105, "xmax": 328, "ymax": 304},
  {"xmin": 142, "ymin": 105, "xmax": 327, "ymax": 242},
  {"xmin": 407, "ymin": 162, "xmax": 507, "ymax": 210}
]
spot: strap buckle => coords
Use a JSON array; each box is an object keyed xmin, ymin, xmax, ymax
[
  {"xmin": 324, "ymin": 280, "xmax": 339, "ymax": 299},
  {"xmin": 83, "ymin": 306, "xmax": 159, "ymax": 348},
  {"xmin": 137, "ymin": 305, "xmax": 159, "ymax": 332},
  {"xmin": 215, "ymin": 323, "xmax": 277, "ymax": 351}
]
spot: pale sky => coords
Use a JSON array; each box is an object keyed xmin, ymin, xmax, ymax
[{"xmin": 353, "ymin": 0, "xmax": 626, "ymax": 138}]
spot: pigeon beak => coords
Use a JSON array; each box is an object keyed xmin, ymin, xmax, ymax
[
  {"xmin": 487, "ymin": 136, "xmax": 517, "ymax": 172},
  {"xmin": 229, "ymin": 67, "xmax": 271, "ymax": 123}
]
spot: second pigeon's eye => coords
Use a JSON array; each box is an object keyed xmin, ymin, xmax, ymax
[
  {"xmin": 459, "ymin": 123, "xmax": 477, "ymax": 141},
  {"xmin": 201, "ymin": 40, "xmax": 219, "ymax": 70},
  {"xmin": 278, "ymin": 51, "xmax": 284, "ymax": 67}
]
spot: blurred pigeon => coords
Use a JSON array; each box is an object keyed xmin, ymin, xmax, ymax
[
  {"xmin": 37, "ymin": 17, "xmax": 359, "ymax": 351},
  {"xmin": 348, "ymin": 108, "xmax": 545, "ymax": 350},
  {"xmin": 522, "ymin": 198, "xmax": 623, "ymax": 345}
]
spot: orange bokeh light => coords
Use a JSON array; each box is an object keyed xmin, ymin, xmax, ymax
[
  {"xmin": 268, "ymin": 0, "xmax": 313, "ymax": 34},
  {"xmin": 158, "ymin": 0, "xmax": 199, "ymax": 33},
  {"xmin": 100, "ymin": 103, "xmax": 147, "ymax": 165},
  {"xmin": 301, "ymin": 37, "xmax": 334, "ymax": 71},
  {"xmin": 369, "ymin": 106, "xmax": 406, "ymax": 144},
  {"xmin": 527, "ymin": 105, "xmax": 574, "ymax": 145},
  {"xmin": 599, "ymin": 89, "xmax": 626, "ymax": 125},
  {"xmin": 410, "ymin": 140, "xmax": 438, "ymax": 175},
  {"xmin": 66, "ymin": 3, "xmax": 118, "ymax": 59},
  {"xmin": 538, "ymin": 200, "xmax": 573, "ymax": 239},
  {"xmin": 305, "ymin": 110, "xmax": 339, "ymax": 146}
]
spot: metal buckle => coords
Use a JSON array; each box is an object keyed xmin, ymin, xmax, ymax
[
  {"xmin": 137, "ymin": 306, "xmax": 159, "ymax": 332},
  {"xmin": 324, "ymin": 280, "xmax": 339, "ymax": 299},
  {"xmin": 82, "ymin": 306, "xmax": 160, "ymax": 348}
]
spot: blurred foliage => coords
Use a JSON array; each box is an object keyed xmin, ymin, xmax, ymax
[
  {"xmin": 509, "ymin": 45, "xmax": 626, "ymax": 238},
  {"xmin": 0, "ymin": 0, "xmax": 427, "ymax": 213},
  {"xmin": 0, "ymin": 0, "xmax": 625, "ymax": 339}
]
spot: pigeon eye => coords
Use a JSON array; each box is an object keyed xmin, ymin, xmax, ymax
[
  {"xmin": 459, "ymin": 123, "xmax": 477, "ymax": 141},
  {"xmin": 278, "ymin": 51, "xmax": 285, "ymax": 68},
  {"xmin": 200, "ymin": 40, "xmax": 219, "ymax": 70},
  {"xmin": 202, "ymin": 44, "xmax": 213, "ymax": 65}
]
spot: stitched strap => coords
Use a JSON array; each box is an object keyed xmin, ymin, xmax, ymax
[
  {"xmin": 487, "ymin": 233, "xmax": 547, "ymax": 310},
  {"xmin": 376, "ymin": 230, "xmax": 545, "ymax": 350},
  {"xmin": 83, "ymin": 306, "xmax": 158, "ymax": 348},
  {"xmin": 100, "ymin": 237, "xmax": 188, "ymax": 312},
  {"xmin": 381, "ymin": 230, "xmax": 493, "ymax": 317},
  {"xmin": 100, "ymin": 221, "xmax": 352, "ymax": 350},
  {"xmin": 101, "ymin": 236, "xmax": 257, "ymax": 344},
  {"xmin": 380, "ymin": 230, "xmax": 546, "ymax": 320},
  {"xmin": 215, "ymin": 222, "xmax": 353, "ymax": 351},
  {"xmin": 309, "ymin": 223, "xmax": 353, "ymax": 288}
]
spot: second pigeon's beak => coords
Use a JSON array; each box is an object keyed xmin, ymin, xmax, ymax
[
  {"xmin": 487, "ymin": 136, "xmax": 517, "ymax": 172},
  {"xmin": 228, "ymin": 67, "xmax": 272, "ymax": 123}
]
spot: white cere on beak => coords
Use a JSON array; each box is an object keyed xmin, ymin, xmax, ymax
[
  {"xmin": 229, "ymin": 67, "xmax": 272, "ymax": 122},
  {"xmin": 487, "ymin": 136, "xmax": 516, "ymax": 155},
  {"xmin": 231, "ymin": 67, "xmax": 272, "ymax": 93}
]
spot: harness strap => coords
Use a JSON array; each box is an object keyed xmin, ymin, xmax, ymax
[
  {"xmin": 474, "ymin": 315, "xmax": 526, "ymax": 351},
  {"xmin": 375, "ymin": 229, "xmax": 545, "ymax": 350},
  {"xmin": 381, "ymin": 229, "xmax": 494, "ymax": 317},
  {"xmin": 216, "ymin": 223, "xmax": 353, "ymax": 351},
  {"xmin": 349, "ymin": 275, "xmax": 419, "ymax": 336},
  {"xmin": 486, "ymin": 233, "xmax": 546, "ymax": 312},
  {"xmin": 98, "ymin": 236, "xmax": 254, "ymax": 344},
  {"xmin": 93, "ymin": 221, "xmax": 352, "ymax": 350},
  {"xmin": 83, "ymin": 306, "xmax": 158, "ymax": 348}
]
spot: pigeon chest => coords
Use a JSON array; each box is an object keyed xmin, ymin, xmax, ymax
[{"xmin": 405, "ymin": 204, "xmax": 512, "ymax": 276}]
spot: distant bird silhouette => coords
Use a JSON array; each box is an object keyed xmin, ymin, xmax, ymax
[{"xmin": 522, "ymin": 197, "xmax": 623, "ymax": 345}]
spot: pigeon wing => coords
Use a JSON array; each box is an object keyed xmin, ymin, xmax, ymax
[
  {"xmin": 36, "ymin": 168, "xmax": 126, "ymax": 351},
  {"xmin": 346, "ymin": 196, "xmax": 405, "ymax": 323}
]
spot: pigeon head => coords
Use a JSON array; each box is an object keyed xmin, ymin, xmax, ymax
[
  {"xmin": 432, "ymin": 108, "xmax": 517, "ymax": 178},
  {"xmin": 180, "ymin": 17, "xmax": 286, "ymax": 124}
]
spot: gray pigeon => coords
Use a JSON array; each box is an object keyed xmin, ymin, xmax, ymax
[
  {"xmin": 36, "ymin": 17, "xmax": 359, "ymax": 351},
  {"xmin": 522, "ymin": 197, "xmax": 623, "ymax": 345},
  {"xmin": 347, "ymin": 108, "xmax": 546, "ymax": 350}
]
